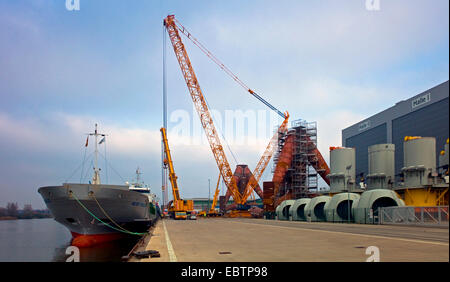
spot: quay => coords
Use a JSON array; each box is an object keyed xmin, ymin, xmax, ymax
[{"xmin": 127, "ymin": 218, "xmax": 449, "ymax": 262}]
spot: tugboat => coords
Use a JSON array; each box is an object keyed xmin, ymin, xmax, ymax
[{"xmin": 38, "ymin": 124, "xmax": 158, "ymax": 247}]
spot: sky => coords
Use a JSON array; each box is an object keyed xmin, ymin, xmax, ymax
[{"xmin": 0, "ymin": 0, "xmax": 448, "ymax": 209}]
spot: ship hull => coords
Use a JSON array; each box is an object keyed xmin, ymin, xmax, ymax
[{"xmin": 38, "ymin": 183, "xmax": 157, "ymax": 247}]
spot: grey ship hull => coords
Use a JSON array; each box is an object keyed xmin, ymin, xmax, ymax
[{"xmin": 38, "ymin": 183, "xmax": 156, "ymax": 242}]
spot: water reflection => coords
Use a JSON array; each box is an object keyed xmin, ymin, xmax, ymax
[
  {"xmin": 53, "ymin": 236, "xmax": 139, "ymax": 262},
  {"xmin": 0, "ymin": 218, "xmax": 139, "ymax": 262}
]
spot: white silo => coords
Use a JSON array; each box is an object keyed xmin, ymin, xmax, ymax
[
  {"xmin": 328, "ymin": 147, "xmax": 356, "ymax": 193},
  {"xmin": 402, "ymin": 136, "xmax": 436, "ymax": 188},
  {"xmin": 367, "ymin": 144, "xmax": 395, "ymax": 190}
]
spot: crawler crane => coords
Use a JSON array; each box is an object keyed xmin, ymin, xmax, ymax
[{"xmin": 163, "ymin": 15, "xmax": 329, "ymax": 216}]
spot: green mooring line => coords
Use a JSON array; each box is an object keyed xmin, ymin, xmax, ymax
[{"xmin": 71, "ymin": 191, "xmax": 147, "ymax": 236}]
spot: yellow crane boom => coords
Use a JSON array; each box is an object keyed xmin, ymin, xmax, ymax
[
  {"xmin": 160, "ymin": 127, "xmax": 180, "ymax": 202},
  {"xmin": 208, "ymin": 173, "xmax": 221, "ymax": 215},
  {"xmin": 160, "ymin": 127, "xmax": 193, "ymax": 218}
]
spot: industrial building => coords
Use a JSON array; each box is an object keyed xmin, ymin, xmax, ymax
[
  {"xmin": 185, "ymin": 198, "xmax": 263, "ymax": 213},
  {"xmin": 342, "ymin": 81, "xmax": 449, "ymax": 183},
  {"xmin": 272, "ymin": 81, "xmax": 449, "ymax": 223}
]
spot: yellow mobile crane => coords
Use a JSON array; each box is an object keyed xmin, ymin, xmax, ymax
[
  {"xmin": 207, "ymin": 174, "xmax": 222, "ymax": 217},
  {"xmin": 160, "ymin": 127, "xmax": 193, "ymax": 220}
]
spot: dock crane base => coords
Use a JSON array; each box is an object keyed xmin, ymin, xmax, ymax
[{"xmin": 223, "ymin": 210, "xmax": 253, "ymax": 218}]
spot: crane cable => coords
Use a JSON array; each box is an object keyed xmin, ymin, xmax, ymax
[
  {"xmin": 203, "ymin": 95, "xmax": 239, "ymax": 165},
  {"xmin": 163, "ymin": 19, "xmax": 239, "ymax": 166},
  {"xmin": 173, "ymin": 18, "xmax": 286, "ymax": 119}
]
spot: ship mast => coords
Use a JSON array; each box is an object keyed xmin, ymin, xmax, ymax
[
  {"xmin": 136, "ymin": 167, "xmax": 142, "ymax": 185},
  {"xmin": 89, "ymin": 123, "xmax": 106, "ymax": 185}
]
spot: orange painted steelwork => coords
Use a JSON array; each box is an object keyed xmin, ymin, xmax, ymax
[
  {"xmin": 164, "ymin": 15, "xmax": 243, "ymax": 205},
  {"xmin": 272, "ymin": 134, "xmax": 295, "ymax": 196},
  {"xmin": 164, "ymin": 15, "xmax": 289, "ymax": 209},
  {"xmin": 242, "ymin": 114, "xmax": 290, "ymax": 201}
]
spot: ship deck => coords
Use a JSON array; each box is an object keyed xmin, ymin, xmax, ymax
[{"xmin": 128, "ymin": 218, "xmax": 449, "ymax": 262}]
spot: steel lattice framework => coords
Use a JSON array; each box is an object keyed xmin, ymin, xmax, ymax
[
  {"xmin": 242, "ymin": 117, "xmax": 290, "ymax": 201},
  {"xmin": 164, "ymin": 15, "xmax": 244, "ymax": 204}
]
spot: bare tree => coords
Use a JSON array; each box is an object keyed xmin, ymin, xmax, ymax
[
  {"xmin": 0, "ymin": 207, "xmax": 6, "ymax": 217},
  {"xmin": 6, "ymin": 202, "xmax": 18, "ymax": 217},
  {"xmin": 23, "ymin": 204, "xmax": 33, "ymax": 219}
]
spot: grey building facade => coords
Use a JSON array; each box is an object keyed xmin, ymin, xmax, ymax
[{"xmin": 342, "ymin": 81, "xmax": 449, "ymax": 181}]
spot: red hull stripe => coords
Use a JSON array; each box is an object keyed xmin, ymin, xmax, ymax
[{"xmin": 71, "ymin": 232, "xmax": 125, "ymax": 247}]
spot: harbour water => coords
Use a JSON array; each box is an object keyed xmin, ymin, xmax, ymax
[{"xmin": 0, "ymin": 218, "xmax": 139, "ymax": 262}]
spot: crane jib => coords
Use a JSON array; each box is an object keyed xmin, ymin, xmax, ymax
[{"xmin": 249, "ymin": 90, "xmax": 286, "ymax": 119}]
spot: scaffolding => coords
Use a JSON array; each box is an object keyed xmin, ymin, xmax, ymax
[{"xmin": 272, "ymin": 119, "xmax": 319, "ymax": 199}]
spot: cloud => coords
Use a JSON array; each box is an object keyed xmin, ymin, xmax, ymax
[
  {"xmin": 0, "ymin": 110, "xmax": 303, "ymax": 207},
  {"xmin": 205, "ymin": 0, "xmax": 448, "ymax": 75},
  {"xmin": 0, "ymin": 0, "xmax": 447, "ymax": 208}
]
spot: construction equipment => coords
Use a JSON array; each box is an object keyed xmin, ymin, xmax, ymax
[
  {"xmin": 207, "ymin": 174, "xmax": 222, "ymax": 216},
  {"xmin": 160, "ymin": 127, "xmax": 193, "ymax": 219},
  {"xmin": 164, "ymin": 15, "xmax": 290, "ymax": 216},
  {"xmin": 242, "ymin": 115, "xmax": 290, "ymax": 202},
  {"xmin": 164, "ymin": 15, "xmax": 327, "ymax": 216},
  {"xmin": 164, "ymin": 15, "xmax": 244, "ymax": 210}
]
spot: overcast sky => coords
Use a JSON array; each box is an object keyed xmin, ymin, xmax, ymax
[{"xmin": 0, "ymin": 0, "xmax": 448, "ymax": 208}]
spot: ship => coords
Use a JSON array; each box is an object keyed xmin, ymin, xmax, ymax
[{"xmin": 38, "ymin": 124, "xmax": 158, "ymax": 247}]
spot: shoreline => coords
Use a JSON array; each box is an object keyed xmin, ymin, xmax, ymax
[{"xmin": 0, "ymin": 216, "xmax": 52, "ymax": 221}]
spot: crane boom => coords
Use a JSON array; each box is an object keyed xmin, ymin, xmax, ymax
[
  {"xmin": 161, "ymin": 127, "xmax": 193, "ymax": 218},
  {"xmin": 160, "ymin": 127, "xmax": 180, "ymax": 201},
  {"xmin": 164, "ymin": 15, "xmax": 244, "ymax": 204},
  {"xmin": 242, "ymin": 114, "xmax": 290, "ymax": 201},
  {"xmin": 209, "ymin": 173, "xmax": 221, "ymax": 214}
]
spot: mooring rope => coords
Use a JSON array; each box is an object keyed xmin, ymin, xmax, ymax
[
  {"xmin": 70, "ymin": 191, "xmax": 147, "ymax": 236},
  {"xmin": 91, "ymin": 192, "xmax": 142, "ymax": 235}
]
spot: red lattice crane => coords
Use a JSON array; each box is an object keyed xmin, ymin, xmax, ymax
[{"xmin": 163, "ymin": 15, "xmax": 328, "ymax": 212}]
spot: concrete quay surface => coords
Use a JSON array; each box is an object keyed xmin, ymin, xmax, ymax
[{"xmin": 129, "ymin": 217, "xmax": 449, "ymax": 262}]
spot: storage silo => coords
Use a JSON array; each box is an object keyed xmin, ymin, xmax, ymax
[
  {"xmin": 289, "ymin": 198, "xmax": 311, "ymax": 221},
  {"xmin": 353, "ymin": 189, "xmax": 404, "ymax": 224},
  {"xmin": 328, "ymin": 147, "xmax": 356, "ymax": 193},
  {"xmin": 304, "ymin": 196, "xmax": 331, "ymax": 222},
  {"xmin": 394, "ymin": 137, "xmax": 450, "ymax": 206},
  {"xmin": 276, "ymin": 200, "xmax": 295, "ymax": 221},
  {"xmin": 402, "ymin": 136, "xmax": 436, "ymax": 187},
  {"xmin": 324, "ymin": 193, "xmax": 360, "ymax": 222},
  {"xmin": 367, "ymin": 144, "xmax": 395, "ymax": 190}
]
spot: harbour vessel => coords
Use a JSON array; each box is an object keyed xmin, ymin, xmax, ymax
[{"xmin": 38, "ymin": 124, "xmax": 158, "ymax": 247}]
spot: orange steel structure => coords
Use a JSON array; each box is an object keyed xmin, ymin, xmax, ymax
[
  {"xmin": 272, "ymin": 134, "xmax": 295, "ymax": 197},
  {"xmin": 242, "ymin": 116, "xmax": 290, "ymax": 201},
  {"xmin": 311, "ymin": 141, "xmax": 331, "ymax": 184},
  {"xmin": 164, "ymin": 15, "xmax": 289, "ymax": 210},
  {"xmin": 164, "ymin": 15, "xmax": 243, "ymax": 205}
]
